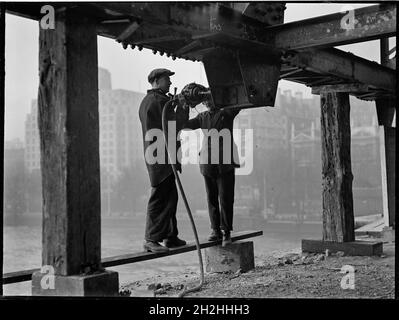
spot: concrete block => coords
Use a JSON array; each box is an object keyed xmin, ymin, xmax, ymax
[
  {"xmin": 302, "ymin": 239, "xmax": 383, "ymax": 256},
  {"xmin": 381, "ymin": 226, "xmax": 395, "ymax": 242},
  {"xmin": 205, "ymin": 241, "xmax": 255, "ymax": 273},
  {"xmin": 32, "ymin": 270, "xmax": 119, "ymax": 296}
]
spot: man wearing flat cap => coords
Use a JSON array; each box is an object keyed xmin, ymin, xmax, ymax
[{"xmin": 139, "ymin": 68, "xmax": 188, "ymax": 252}]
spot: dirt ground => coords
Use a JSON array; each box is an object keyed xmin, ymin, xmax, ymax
[{"xmin": 120, "ymin": 240, "xmax": 395, "ymax": 299}]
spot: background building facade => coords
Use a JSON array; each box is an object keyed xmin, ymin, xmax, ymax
[{"xmin": 14, "ymin": 68, "xmax": 384, "ymax": 219}]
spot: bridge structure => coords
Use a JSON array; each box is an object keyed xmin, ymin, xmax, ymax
[{"xmin": 0, "ymin": 2, "xmax": 396, "ymax": 296}]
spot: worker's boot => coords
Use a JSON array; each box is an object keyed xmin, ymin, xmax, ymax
[
  {"xmin": 208, "ymin": 229, "xmax": 223, "ymax": 241},
  {"xmin": 143, "ymin": 240, "xmax": 169, "ymax": 253},
  {"xmin": 222, "ymin": 230, "xmax": 232, "ymax": 247},
  {"xmin": 164, "ymin": 237, "xmax": 187, "ymax": 248}
]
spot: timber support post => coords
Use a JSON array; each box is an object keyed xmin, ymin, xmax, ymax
[
  {"xmin": 376, "ymin": 37, "xmax": 396, "ymax": 229},
  {"xmin": 31, "ymin": 7, "xmax": 118, "ymax": 296},
  {"xmin": 302, "ymin": 91, "xmax": 383, "ymax": 256},
  {"xmin": 320, "ymin": 92, "xmax": 354, "ymax": 242},
  {"xmin": 0, "ymin": 2, "xmax": 5, "ymax": 296}
]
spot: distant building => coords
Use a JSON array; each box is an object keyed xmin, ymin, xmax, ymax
[
  {"xmin": 98, "ymin": 67, "xmax": 112, "ymax": 91},
  {"xmin": 289, "ymin": 95, "xmax": 382, "ymax": 218},
  {"xmin": 234, "ymin": 89, "xmax": 290, "ymax": 216},
  {"xmin": 24, "ymin": 100, "xmax": 40, "ymax": 173},
  {"xmin": 4, "ymin": 139, "xmax": 26, "ymax": 215},
  {"xmin": 5, "ymin": 138, "xmax": 24, "ymax": 150},
  {"xmin": 232, "ymin": 87, "xmax": 383, "ymax": 219},
  {"xmin": 99, "ymin": 88, "xmax": 145, "ymax": 179},
  {"xmin": 24, "ymin": 67, "xmax": 146, "ymax": 179}
]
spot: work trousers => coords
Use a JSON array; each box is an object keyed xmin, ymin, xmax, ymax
[
  {"xmin": 203, "ymin": 170, "xmax": 235, "ymax": 232},
  {"xmin": 145, "ymin": 174, "xmax": 178, "ymax": 242}
]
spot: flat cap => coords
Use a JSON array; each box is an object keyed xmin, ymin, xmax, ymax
[{"xmin": 148, "ymin": 68, "xmax": 175, "ymax": 83}]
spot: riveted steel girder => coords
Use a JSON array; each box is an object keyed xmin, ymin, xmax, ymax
[{"xmin": 265, "ymin": 3, "xmax": 396, "ymax": 50}]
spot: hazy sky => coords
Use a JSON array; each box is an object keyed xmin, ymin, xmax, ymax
[{"xmin": 5, "ymin": 2, "xmax": 390, "ymax": 142}]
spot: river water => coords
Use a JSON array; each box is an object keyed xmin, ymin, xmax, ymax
[{"xmin": 3, "ymin": 213, "xmax": 322, "ymax": 295}]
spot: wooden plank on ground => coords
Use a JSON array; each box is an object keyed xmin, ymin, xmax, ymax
[
  {"xmin": 302, "ymin": 239, "xmax": 383, "ymax": 256},
  {"xmin": 355, "ymin": 218, "xmax": 386, "ymax": 237},
  {"xmin": 3, "ymin": 230, "xmax": 263, "ymax": 284},
  {"xmin": 102, "ymin": 230, "xmax": 263, "ymax": 267}
]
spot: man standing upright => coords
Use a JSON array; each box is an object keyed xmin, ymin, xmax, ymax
[
  {"xmin": 183, "ymin": 99, "xmax": 241, "ymax": 246},
  {"xmin": 139, "ymin": 68, "xmax": 188, "ymax": 252}
]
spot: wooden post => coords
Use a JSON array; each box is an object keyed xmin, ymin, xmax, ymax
[
  {"xmin": 38, "ymin": 8, "xmax": 101, "ymax": 276},
  {"xmin": 375, "ymin": 37, "xmax": 396, "ymax": 228},
  {"xmin": 320, "ymin": 92, "xmax": 355, "ymax": 242},
  {"xmin": 378, "ymin": 125, "xmax": 395, "ymax": 227},
  {"xmin": 0, "ymin": 2, "xmax": 5, "ymax": 296}
]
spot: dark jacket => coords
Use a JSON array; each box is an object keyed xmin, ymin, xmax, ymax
[
  {"xmin": 184, "ymin": 108, "xmax": 241, "ymax": 177},
  {"xmin": 139, "ymin": 89, "xmax": 189, "ymax": 187}
]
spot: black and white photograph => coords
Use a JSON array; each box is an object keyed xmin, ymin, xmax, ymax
[{"xmin": 0, "ymin": 0, "xmax": 396, "ymax": 312}]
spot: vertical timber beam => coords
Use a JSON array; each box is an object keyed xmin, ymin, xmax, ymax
[
  {"xmin": 38, "ymin": 8, "xmax": 101, "ymax": 276},
  {"xmin": 0, "ymin": 2, "xmax": 5, "ymax": 296},
  {"xmin": 375, "ymin": 37, "xmax": 396, "ymax": 228},
  {"xmin": 378, "ymin": 124, "xmax": 395, "ymax": 227},
  {"xmin": 320, "ymin": 92, "xmax": 355, "ymax": 242},
  {"xmin": 33, "ymin": 8, "xmax": 118, "ymax": 296},
  {"xmin": 302, "ymin": 92, "xmax": 382, "ymax": 255}
]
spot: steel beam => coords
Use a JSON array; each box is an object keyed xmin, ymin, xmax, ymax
[
  {"xmin": 312, "ymin": 83, "xmax": 370, "ymax": 95},
  {"xmin": 6, "ymin": 2, "xmax": 396, "ymax": 95},
  {"xmin": 266, "ymin": 4, "xmax": 396, "ymax": 50},
  {"xmin": 286, "ymin": 48, "xmax": 396, "ymax": 92},
  {"xmin": 7, "ymin": 3, "xmax": 397, "ymax": 50}
]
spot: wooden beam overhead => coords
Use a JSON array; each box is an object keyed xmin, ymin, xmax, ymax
[{"xmin": 267, "ymin": 4, "xmax": 396, "ymax": 50}]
